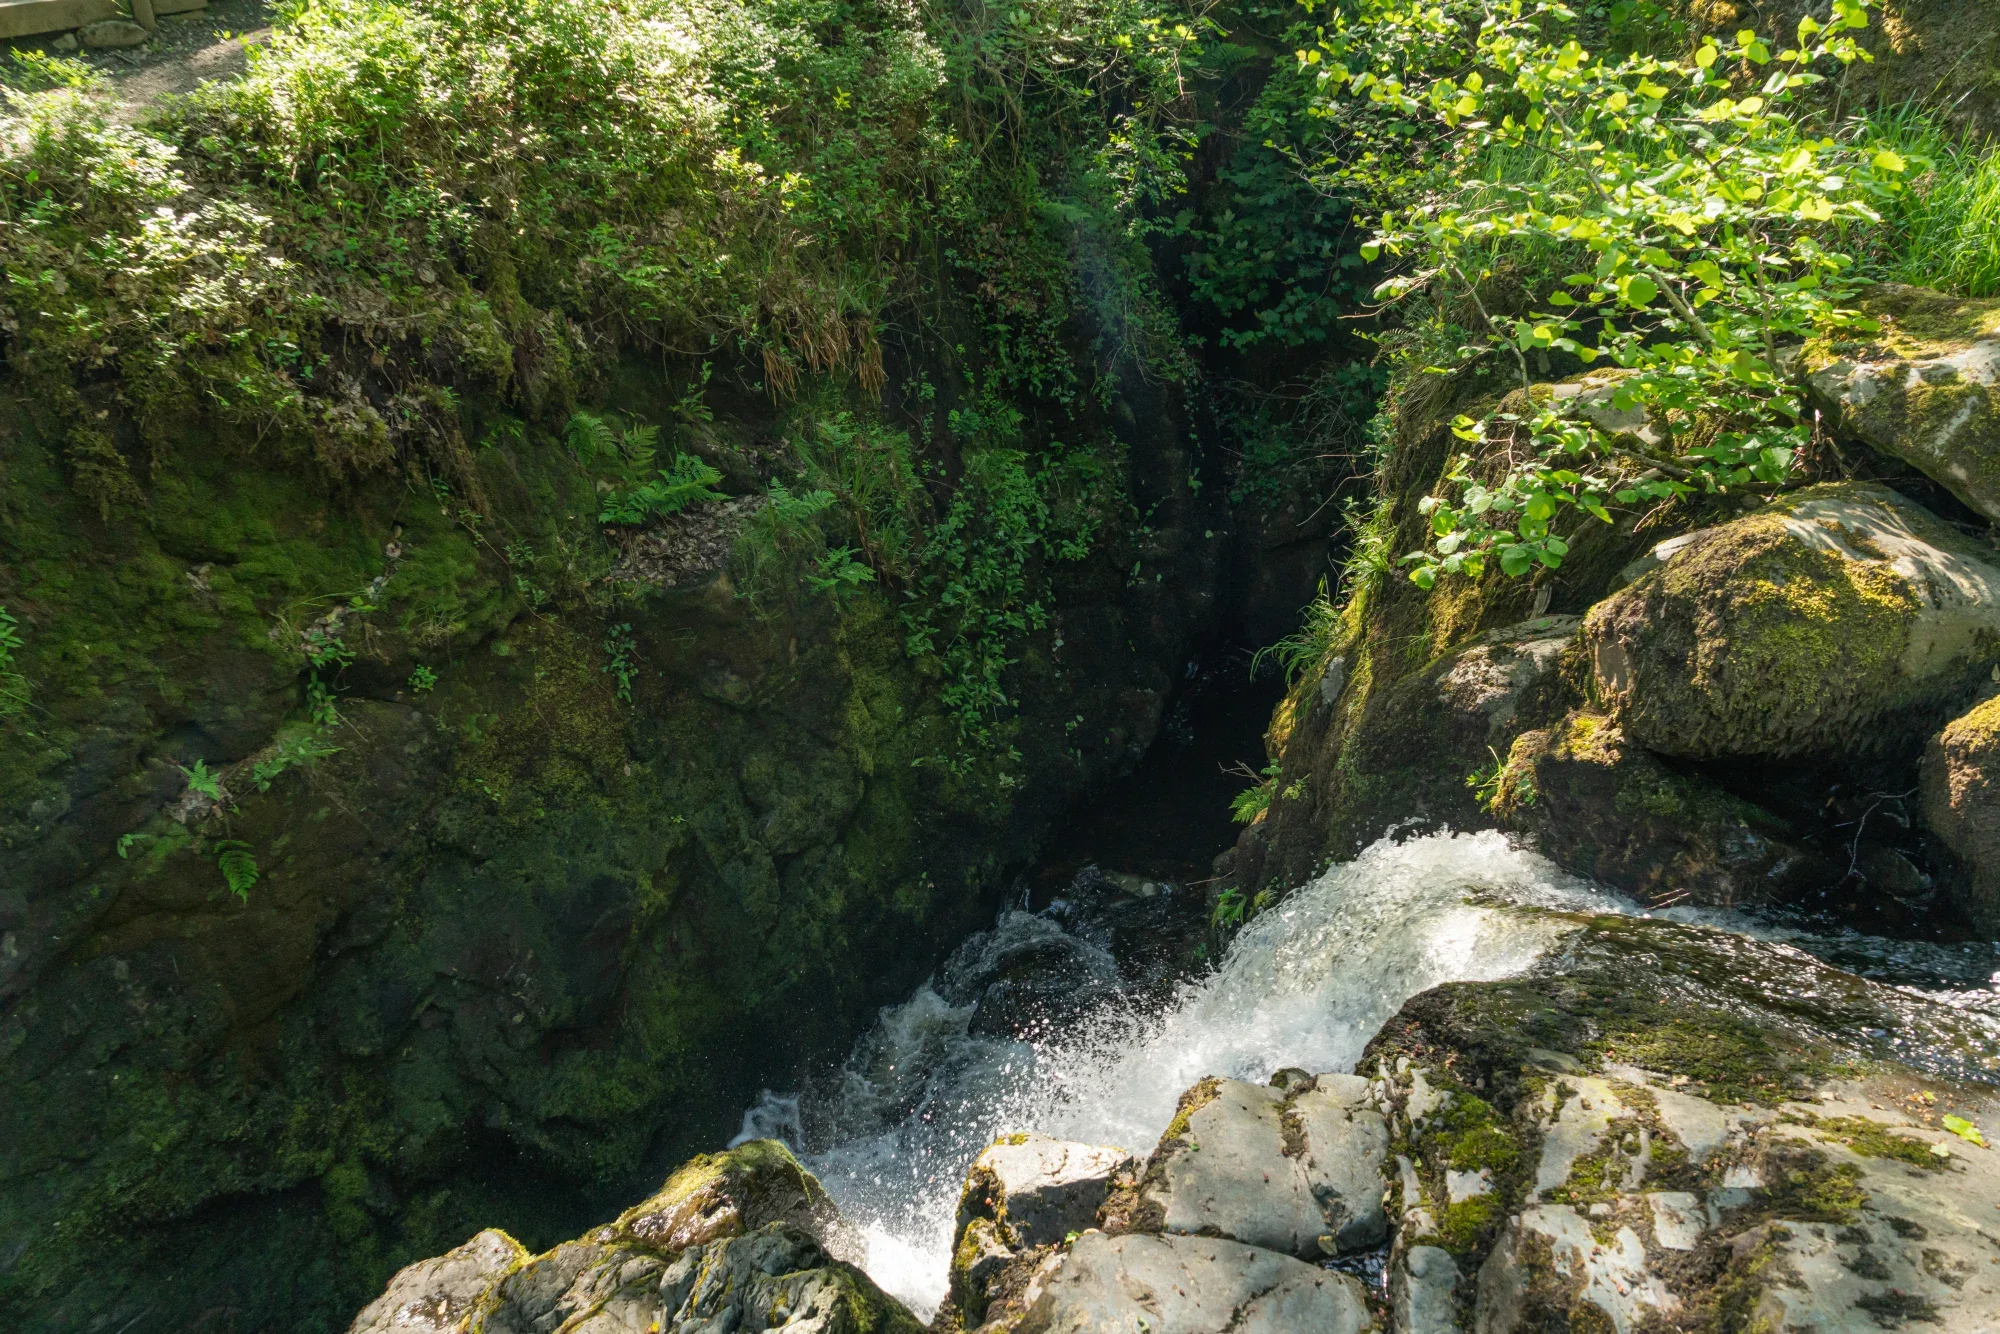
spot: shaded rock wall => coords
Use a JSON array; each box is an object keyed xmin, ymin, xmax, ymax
[{"xmin": 0, "ymin": 338, "xmax": 1227, "ymax": 1331}]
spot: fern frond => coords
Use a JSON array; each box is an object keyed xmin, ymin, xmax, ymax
[{"xmin": 215, "ymin": 844, "xmax": 260, "ymax": 901}]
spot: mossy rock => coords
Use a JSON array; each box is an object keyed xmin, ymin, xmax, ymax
[
  {"xmin": 1806, "ymin": 284, "xmax": 2000, "ymax": 522},
  {"xmin": 1362, "ymin": 909, "xmax": 2000, "ymax": 1334},
  {"xmin": 1582, "ymin": 482, "xmax": 2000, "ymax": 761},
  {"xmin": 348, "ymin": 1147, "xmax": 919, "ymax": 1334},
  {"xmin": 612, "ymin": 1139, "xmax": 846, "ymax": 1255},
  {"xmin": 1920, "ymin": 691, "xmax": 2000, "ymax": 932},
  {"xmin": 1496, "ymin": 710, "xmax": 1832, "ymax": 908}
]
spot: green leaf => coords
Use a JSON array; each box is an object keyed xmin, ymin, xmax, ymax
[
  {"xmin": 1621, "ymin": 275, "xmax": 1658, "ymax": 308},
  {"xmin": 1871, "ymin": 149, "xmax": 1907, "ymax": 173},
  {"xmin": 1942, "ymin": 1115, "xmax": 1985, "ymax": 1147}
]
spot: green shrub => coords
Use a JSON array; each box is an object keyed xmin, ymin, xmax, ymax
[{"xmin": 1301, "ymin": 0, "xmax": 1905, "ymax": 585}]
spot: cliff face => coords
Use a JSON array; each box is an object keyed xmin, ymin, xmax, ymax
[{"xmin": 0, "ymin": 326, "xmax": 1229, "ymax": 1330}]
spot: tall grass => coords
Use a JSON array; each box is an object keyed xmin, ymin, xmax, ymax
[{"xmin": 1856, "ymin": 108, "xmax": 2000, "ymax": 297}]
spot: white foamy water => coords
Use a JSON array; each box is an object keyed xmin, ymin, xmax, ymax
[{"xmin": 735, "ymin": 830, "xmax": 1626, "ymax": 1316}]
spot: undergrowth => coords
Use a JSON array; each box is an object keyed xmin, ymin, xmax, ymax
[{"xmin": 0, "ymin": 0, "xmax": 1210, "ymax": 751}]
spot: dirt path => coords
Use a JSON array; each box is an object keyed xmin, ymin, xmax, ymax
[{"xmin": 6, "ymin": 0, "xmax": 275, "ymax": 121}]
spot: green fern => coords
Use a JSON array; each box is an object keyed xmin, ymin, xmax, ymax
[
  {"xmin": 214, "ymin": 842, "xmax": 260, "ymax": 901},
  {"xmin": 564, "ymin": 411, "xmax": 618, "ymax": 461},
  {"xmin": 598, "ymin": 454, "xmax": 726, "ymax": 526}
]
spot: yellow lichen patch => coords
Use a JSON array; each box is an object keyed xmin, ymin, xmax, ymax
[
  {"xmin": 1856, "ymin": 284, "xmax": 2000, "ymax": 360},
  {"xmin": 1939, "ymin": 694, "xmax": 2000, "ymax": 755}
]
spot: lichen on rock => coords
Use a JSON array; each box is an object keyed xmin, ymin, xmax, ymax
[
  {"xmin": 1807, "ymin": 284, "xmax": 2000, "ymax": 521},
  {"xmin": 1582, "ymin": 482, "xmax": 2000, "ymax": 760},
  {"xmin": 1920, "ymin": 691, "xmax": 2000, "ymax": 931}
]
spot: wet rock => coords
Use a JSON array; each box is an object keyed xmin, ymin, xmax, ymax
[
  {"xmin": 346, "ymin": 1143, "xmax": 916, "ymax": 1334},
  {"xmin": 1494, "ymin": 711, "xmax": 1831, "ymax": 907},
  {"xmin": 1363, "ymin": 914, "xmax": 2000, "ymax": 1334},
  {"xmin": 1807, "ymin": 284, "xmax": 2000, "ymax": 521},
  {"xmin": 1134, "ymin": 1072, "xmax": 1389, "ymax": 1258},
  {"xmin": 957, "ymin": 1133, "xmax": 1136, "ymax": 1250},
  {"xmin": 1921, "ymin": 693, "xmax": 2000, "ymax": 931},
  {"xmin": 348, "ymin": 1229, "xmax": 526, "ymax": 1333},
  {"xmin": 1583, "ymin": 482, "xmax": 2000, "ymax": 760},
  {"xmin": 950, "ymin": 1216, "xmax": 1017, "ymax": 1325},
  {"xmin": 1392, "ymin": 1244, "xmax": 1461, "ymax": 1334},
  {"xmin": 936, "ymin": 910, "xmax": 1123, "ymax": 1040},
  {"xmin": 995, "ymin": 1231, "xmax": 1374, "ymax": 1334},
  {"xmin": 1476, "ymin": 1204, "xmax": 1679, "ymax": 1334}
]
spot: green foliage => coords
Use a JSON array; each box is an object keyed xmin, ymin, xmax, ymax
[
  {"xmin": 1302, "ymin": 0, "xmax": 1904, "ymax": 586},
  {"xmin": 599, "ymin": 455, "xmax": 727, "ymax": 527},
  {"xmin": 1253, "ymin": 578, "xmax": 1342, "ymax": 683},
  {"xmin": 0, "ymin": 0, "xmax": 1197, "ymax": 507},
  {"xmin": 1466, "ymin": 745, "xmax": 1530, "ymax": 811},
  {"xmin": 250, "ymin": 728, "xmax": 341, "ymax": 792},
  {"xmin": 180, "ymin": 759, "xmax": 224, "ymax": 801},
  {"xmin": 1210, "ymin": 885, "xmax": 1247, "ymax": 930},
  {"xmin": 407, "ymin": 665, "xmax": 438, "ymax": 692},
  {"xmin": 1856, "ymin": 108, "xmax": 2000, "ymax": 297},
  {"xmin": 1228, "ymin": 760, "xmax": 1282, "ymax": 823},
  {"xmin": 0, "ymin": 604, "xmax": 26, "ymax": 720},
  {"xmin": 602, "ymin": 622, "xmax": 639, "ymax": 703},
  {"xmin": 214, "ymin": 841, "xmax": 261, "ymax": 902},
  {"xmin": 1183, "ymin": 36, "xmax": 1372, "ymax": 349},
  {"xmin": 900, "ymin": 412, "xmax": 1111, "ymax": 746},
  {"xmin": 808, "ymin": 546, "xmax": 877, "ymax": 598}
]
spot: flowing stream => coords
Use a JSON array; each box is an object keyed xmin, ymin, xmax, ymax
[{"xmin": 734, "ymin": 829, "xmax": 2000, "ymax": 1318}]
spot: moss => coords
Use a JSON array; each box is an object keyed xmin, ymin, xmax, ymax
[
  {"xmin": 1434, "ymin": 1193, "xmax": 1501, "ymax": 1253},
  {"xmin": 1435, "ymin": 1096, "xmax": 1523, "ymax": 1177},
  {"xmin": 1762, "ymin": 1150, "xmax": 1867, "ymax": 1224},
  {"xmin": 1783, "ymin": 1114, "xmax": 1950, "ymax": 1170},
  {"xmin": 1160, "ymin": 1078, "xmax": 1223, "ymax": 1145},
  {"xmin": 1855, "ymin": 1290, "xmax": 1943, "ymax": 1326},
  {"xmin": 1853, "ymin": 284, "xmax": 2000, "ymax": 359},
  {"xmin": 1593, "ymin": 1012, "xmax": 1817, "ymax": 1107},
  {"xmin": 1585, "ymin": 494, "xmax": 1929, "ymax": 759}
]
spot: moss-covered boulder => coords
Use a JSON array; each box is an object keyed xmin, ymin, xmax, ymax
[
  {"xmin": 1807, "ymin": 285, "xmax": 2000, "ymax": 521},
  {"xmin": 346, "ymin": 1141, "xmax": 920, "ymax": 1334},
  {"xmin": 1582, "ymin": 482, "xmax": 2000, "ymax": 761},
  {"xmin": 1920, "ymin": 692, "xmax": 2000, "ymax": 931},
  {"xmin": 1365, "ymin": 914, "xmax": 2000, "ymax": 1334},
  {"xmin": 1494, "ymin": 710, "xmax": 1830, "ymax": 907}
]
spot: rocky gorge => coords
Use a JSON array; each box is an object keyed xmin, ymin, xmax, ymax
[{"xmin": 4, "ymin": 0, "xmax": 2000, "ymax": 1329}]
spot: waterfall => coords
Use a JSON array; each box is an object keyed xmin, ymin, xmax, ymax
[
  {"xmin": 734, "ymin": 827, "xmax": 2000, "ymax": 1317},
  {"xmin": 732, "ymin": 830, "xmax": 1623, "ymax": 1315}
]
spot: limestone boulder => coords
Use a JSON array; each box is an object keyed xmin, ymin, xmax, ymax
[
  {"xmin": 1921, "ymin": 692, "xmax": 2000, "ymax": 931},
  {"xmin": 1807, "ymin": 285, "xmax": 2000, "ymax": 521},
  {"xmin": 1494, "ymin": 711, "xmax": 1832, "ymax": 907},
  {"xmin": 344, "ymin": 1141, "xmax": 914, "ymax": 1334},
  {"xmin": 997, "ymin": 1232, "xmax": 1374, "ymax": 1334},
  {"xmin": 1130, "ymin": 1071, "xmax": 1390, "ymax": 1259},
  {"xmin": 957, "ymin": 1133, "xmax": 1136, "ymax": 1250},
  {"xmin": 348, "ymin": 1229, "xmax": 527, "ymax": 1334},
  {"xmin": 948, "ymin": 1134, "xmax": 1138, "ymax": 1325},
  {"xmin": 1582, "ymin": 482, "xmax": 2000, "ymax": 759},
  {"xmin": 611, "ymin": 1137, "xmax": 851, "ymax": 1259},
  {"xmin": 1364, "ymin": 915, "xmax": 2000, "ymax": 1334}
]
